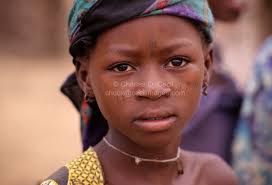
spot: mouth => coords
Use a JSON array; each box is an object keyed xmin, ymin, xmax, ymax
[{"xmin": 132, "ymin": 112, "xmax": 177, "ymax": 132}]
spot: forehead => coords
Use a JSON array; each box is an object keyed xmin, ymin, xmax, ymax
[{"xmin": 94, "ymin": 15, "xmax": 203, "ymax": 52}]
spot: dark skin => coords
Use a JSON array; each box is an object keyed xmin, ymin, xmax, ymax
[{"xmin": 77, "ymin": 16, "xmax": 238, "ymax": 185}]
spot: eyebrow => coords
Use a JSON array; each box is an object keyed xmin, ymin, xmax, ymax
[
  {"xmin": 158, "ymin": 39, "xmax": 195, "ymax": 55},
  {"xmin": 107, "ymin": 44, "xmax": 141, "ymax": 57},
  {"xmin": 107, "ymin": 39, "xmax": 195, "ymax": 57}
]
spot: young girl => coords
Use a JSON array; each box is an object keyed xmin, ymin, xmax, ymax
[{"xmin": 41, "ymin": 0, "xmax": 238, "ymax": 184}]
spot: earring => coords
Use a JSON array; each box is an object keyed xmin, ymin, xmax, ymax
[
  {"xmin": 84, "ymin": 93, "xmax": 95, "ymax": 103},
  {"xmin": 202, "ymin": 82, "xmax": 208, "ymax": 96}
]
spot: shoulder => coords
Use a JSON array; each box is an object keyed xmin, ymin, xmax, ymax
[
  {"xmin": 182, "ymin": 150, "xmax": 239, "ymax": 185},
  {"xmin": 199, "ymin": 153, "xmax": 239, "ymax": 185},
  {"xmin": 40, "ymin": 166, "xmax": 69, "ymax": 185},
  {"xmin": 40, "ymin": 147, "xmax": 104, "ymax": 185}
]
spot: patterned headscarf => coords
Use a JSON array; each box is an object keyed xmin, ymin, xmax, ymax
[
  {"xmin": 68, "ymin": 0, "xmax": 214, "ymax": 58},
  {"xmin": 63, "ymin": 0, "xmax": 214, "ymax": 151}
]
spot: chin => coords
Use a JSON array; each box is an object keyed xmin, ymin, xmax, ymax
[{"xmin": 131, "ymin": 129, "xmax": 182, "ymax": 149}]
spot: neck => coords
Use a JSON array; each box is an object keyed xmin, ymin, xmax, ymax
[
  {"xmin": 94, "ymin": 129, "xmax": 183, "ymax": 184},
  {"xmin": 103, "ymin": 137, "xmax": 181, "ymax": 164},
  {"xmin": 106, "ymin": 128, "xmax": 181, "ymax": 158}
]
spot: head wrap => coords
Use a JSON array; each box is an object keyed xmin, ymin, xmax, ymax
[
  {"xmin": 62, "ymin": 0, "xmax": 214, "ymax": 151},
  {"xmin": 68, "ymin": 0, "xmax": 214, "ymax": 58}
]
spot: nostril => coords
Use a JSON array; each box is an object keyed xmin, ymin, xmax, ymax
[{"xmin": 135, "ymin": 87, "xmax": 171, "ymax": 100}]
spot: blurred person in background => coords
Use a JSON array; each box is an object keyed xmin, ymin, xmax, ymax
[
  {"xmin": 61, "ymin": 0, "xmax": 246, "ymax": 164},
  {"xmin": 208, "ymin": 0, "xmax": 246, "ymax": 22},
  {"xmin": 232, "ymin": 0, "xmax": 272, "ymax": 184},
  {"xmin": 180, "ymin": 0, "xmax": 246, "ymax": 164}
]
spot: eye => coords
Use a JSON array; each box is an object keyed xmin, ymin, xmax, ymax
[
  {"xmin": 111, "ymin": 63, "xmax": 134, "ymax": 72},
  {"xmin": 166, "ymin": 57, "xmax": 190, "ymax": 68}
]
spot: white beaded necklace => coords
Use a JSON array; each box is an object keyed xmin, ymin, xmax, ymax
[{"xmin": 103, "ymin": 137, "xmax": 181, "ymax": 165}]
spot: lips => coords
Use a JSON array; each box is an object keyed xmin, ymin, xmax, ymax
[
  {"xmin": 132, "ymin": 111, "xmax": 177, "ymax": 132},
  {"xmin": 140, "ymin": 115, "xmax": 172, "ymax": 121}
]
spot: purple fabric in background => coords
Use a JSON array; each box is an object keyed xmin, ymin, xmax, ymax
[{"xmin": 182, "ymin": 74, "xmax": 242, "ymax": 164}]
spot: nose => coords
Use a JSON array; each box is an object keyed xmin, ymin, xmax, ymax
[{"xmin": 135, "ymin": 68, "xmax": 171, "ymax": 101}]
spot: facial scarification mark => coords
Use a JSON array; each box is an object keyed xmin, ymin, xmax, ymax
[{"xmin": 149, "ymin": 40, "xmax": 157, "ymax": 57}]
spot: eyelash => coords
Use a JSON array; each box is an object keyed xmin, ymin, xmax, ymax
[
  {"xmin": 108, "ymin": 56, "xmax": 190, "ymax": 72},
  {"xmin": 108, "ymin": 62, "xmax": 135, "ymax": 72},
  {"xmin": 165, "ymin": 56, "xmax": 190, "ymax": 68}
]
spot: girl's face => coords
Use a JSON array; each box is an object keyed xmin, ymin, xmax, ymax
[{"xmin": 78, "ymin": 16, "xmax": 212, "ymax": 148}]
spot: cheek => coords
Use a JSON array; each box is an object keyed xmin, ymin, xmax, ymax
[
  {"xmin": 174, "ymin": 64, "xmax": 204, "ymax": 121},
  {"xmin": 90, "ymin": 75, "xmax": 130, "ymax": 123}
]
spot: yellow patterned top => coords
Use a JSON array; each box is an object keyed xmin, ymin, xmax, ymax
[
  {"xmin": 40, "ymin": 148, "xmax": 104, "ymax": 185},
  {"xmin": 40, "ymin": 179, "xmax": 59, "ymax": 185}
]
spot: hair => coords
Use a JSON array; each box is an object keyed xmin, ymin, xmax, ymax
[{"xmin": 72, "ymin": 18, "xmax": 212, "ymax": 64}]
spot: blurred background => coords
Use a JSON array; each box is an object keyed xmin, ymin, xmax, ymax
[{"xmin": 0, "ymin": 0, "xmax": 270, "ymax": 184}]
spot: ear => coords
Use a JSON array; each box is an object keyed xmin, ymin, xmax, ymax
[
  {"xmin": 203, "ymin": 44, "xmax": 213, "ymax": 85},
  {"xmin": 75, "ymin": 57, "xmax": 94, "ymax": 98}
]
